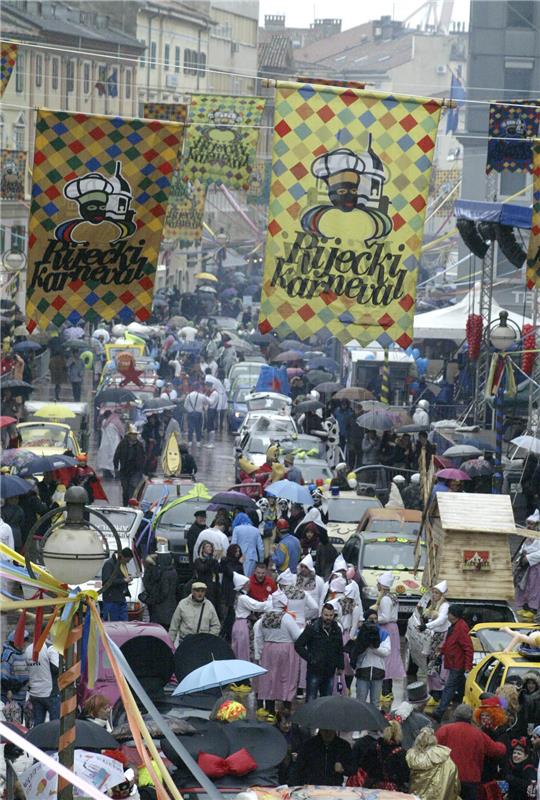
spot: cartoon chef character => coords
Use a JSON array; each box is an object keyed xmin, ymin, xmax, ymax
[
  {"xmin": 64, "ymin": 173, "xmax": 114, "ymax": 224},
  {"xmin": 311, "ymin": 141, "xmax": 387, "ymax": 212}
]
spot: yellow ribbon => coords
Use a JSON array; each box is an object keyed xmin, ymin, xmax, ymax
[{"xmin": 0, "ymin": 542, "xmax": 67, "ymax": 591}]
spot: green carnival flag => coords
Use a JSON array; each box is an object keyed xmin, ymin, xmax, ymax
[{"xmin": 183, "ymin": 94, "xmax": 266, "ymax": 190}]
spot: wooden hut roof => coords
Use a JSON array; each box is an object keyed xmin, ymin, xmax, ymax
[{"xmin": 436, "ymin": 493, "xmax": 518, "ymax": 535}]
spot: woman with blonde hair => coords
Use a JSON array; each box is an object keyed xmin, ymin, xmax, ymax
[
  {"xmin": 364, "ymin": 719, "xmax": 409, "ymax": 791},
  {"xmin": 406, "ymin": 726, "xmax": 460, "ymax": 800},
  {"xmin": 79, "ymin": 693, "xmax": 113, "ymax": 732}
]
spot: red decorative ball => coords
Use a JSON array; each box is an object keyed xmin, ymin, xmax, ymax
[{"xmin": 466, "ymin": 314, "xmax": 483, "ymax": 361}]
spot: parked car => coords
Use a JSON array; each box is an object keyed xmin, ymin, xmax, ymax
[
  {"xmin": 326, "ymin": 495, "xmax": 383, "ymax": 550},
  {"xmin": 227, "ymin": 385, "xmax": 251, "ymax": 433},
  {"xmin": 405, "ymin": 604, "xmax": 520, "ymax": 674},
  {"xmin": 343, "ymin": 530, "xmax": 426, "ymax": 622},
  {"xmin": 152, "ymin": 496, "xmax": 210, "ymax": 583},
  {"xmin": 246, "ymin": 392, "xmax": 292, "ymax": 414},
  {"xmin": 135, "ymin": 476, "xmax": 196, "ymax": 505},
  {"xmin": 226, "ymin": 361, "xmax": 263, "ymax": 390},
  {"xmin": 17, "ymin": 421, "xmax": 81, "ymax": 457},
  {"xmin": 353, "ymin": 464, "xmax": 416, "ymax": 506},
  {"xmin": 464, "ymin": 650, "xmax": 540, "ymax": 708}
]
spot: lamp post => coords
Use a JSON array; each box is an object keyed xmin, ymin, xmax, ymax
[
  {"xmin": 25, "ymin": 486, "xmax": 121, "ymax": 800},
  {"xmin": 486, "ymin": 311, "xmax": 520, "ymax": 493}
]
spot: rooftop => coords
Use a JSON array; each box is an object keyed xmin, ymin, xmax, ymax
[{"xmin": 258, "ymin": 34, "xmax": 294, "ymax": 72}]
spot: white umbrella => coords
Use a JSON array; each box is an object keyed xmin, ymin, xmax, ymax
[
  {"xmin": 511, "ymin": 435, "xmax": 540, "ymax": 455},
  {"xmin": 442, "ymin": 444, "xmax": 484, "ymax": 458},
  {"xmin": 173, "ymin": 659, "xmax": 267, "ymax": 696}
]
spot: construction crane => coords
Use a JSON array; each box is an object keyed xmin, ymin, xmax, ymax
[{"xmin": 403, "ymin": 0, "xmax": 455, "ymax": 34}]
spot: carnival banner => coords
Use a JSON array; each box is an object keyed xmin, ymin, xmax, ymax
[
  {"xmin": 0, "ymin": 149, "xmax": 25, "ymax": 200},
  {"xmin": 143, "ymin": 102, "xmax": 188, "ymax": 124},
  {"xmin": 162, "ymin": 177, "xmax": 208, "ymax": 247},
  {"xmin": 26, "ymin": 109, "xmax": 183, "ymax": 331},
  {"xmin": 486, "ymin": 98, "xmax": 540, "ymax": 173},
  {"xmin": 297, "ymin": 77, "xmax": 366, "ymax": 90},
  {"xmin": 259, "ymin": 81, "xmax": 442, "ymax": 346},
  {"xmin": 0, "ymin": 43, "xmax": 17, "ymax": 97},
  {"xmin": 183, "ymin": 94, "xmax": 266, "ymax": 190},
  {"xmin": 526, "ymin": 141, "xmax": 540, "ymax": 288}
]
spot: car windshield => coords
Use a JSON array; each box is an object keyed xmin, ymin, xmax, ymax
[
  {"xmin": 19, "ymin": 425, "xmax": 69, "ymax": 448},
  {"xmin": 234, "ymin": 388, "xmax": 250, "ymax": 403},
  {"xmin": 141, "ymin": 483, "xmax": 182, "ymax": 504},
  {"xmin": 88, "ymin": 509, "xmax": 138, "ymax": 535},
  {"xmin": 328, "ymin": 498, "xmax": 379, "ymax": 522},
  {"xmin": 280, "ymin": 437, "xmax": 325, "ymax": 458},
  {"xmin": 477, "ymin": 628, "xmax": 534, "ymax": 652},
  {"xmin": 301, "ymin": 463, "xmax": 332, "ymax": 482},
  {"xmin": 366, "ymin": 520, "xmax": 421, "ymax": 534},
  {"xmin": 361, "ymin": 539, "xmax": 426, "ymax": 570},
  {"xmin": 248, "ymin": 395, "xmax": 290, "ymax": 412},
  {"xmin": 157, "ymin": 501, "xmax": 208, "ymax": 528},
  {"xmin": 251, "ymin": 416, "xmax": 295, "ymax": 434},
  {"xmin": 247, "ymin": 433, "xmax": 317, "ymax": 455}
]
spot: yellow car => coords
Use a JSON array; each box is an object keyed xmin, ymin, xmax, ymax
[
  {"xmin": 17, "ymin": 422, "xmax": 81, "ymax": 457},
  {"xmin": 470, "ymin": 622, "xmax": 537, "ymax": 665},
  {"xmin": 464, "ymin": 649, "xmax": 540, "ymax": 708}
]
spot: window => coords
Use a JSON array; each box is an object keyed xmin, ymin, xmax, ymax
[
  {"xmin": 150, "ymin": 41, "xmax": 157, "ymax": 69},
  {"xmin": 139, "ymin": 40, "xmax": 146, "ymax": 68},
  {"xmin": 504, "ymin": 59, "xmax": 533, "ymax": 98},
  {"xmin": 125, "ymin": 68, "xmax": 132, "ymax": 99},
  {"xmin": 175, "ymin": 46, "xmax": 180, "ymax": 73},
  {"xmin": 164, "ymin": 43, "xmax": 170, "ymax": 71},
  {"xmin": 507, "ymin": 1, "xmax": 535, "ymax": 28},
  {"xmin": 476, "ymin": 658, "xmax": 498, "ymax": 691},
  {"xmin": 98, "ymin": 64, "xmax": 107, "ymax": 82},
  {"xmin": 66, "ymin": 59, "xmax": 75, "ymax": 93},
  {"xmin": 486, "ymin": 661, "xmax": 505, "ymax": 693},
  {"xmin": 184, "ymin": 48, "xmax": 196, "ymax": 75},
  {"xmin": 11, "ymin": 225, "xmax": 26, "ymax": 252},
  {"xmin": 198, "ymin": 52, "xmax": 206, "ymax": 77},
  {"xmin": 0, "ymin": 113, "xmax": 4, "ymax": 149},
  {"xmin": 14, "ymin": 114, "xmax": 25, "ymax": 150},
  {"xmin": 51, "ymin": 57, "xmax": 59, "ymax": 90},
  {"xmin": 83, "ymin": 62, "xmax": 90, "ymax": 94},
  {"xmin": 35, "ymin": 54, "xmax": 43, "ymax": 88},
  {"xmin": 15, "ymin": 51, "xmax": 24, "ymax": 93},
  {"xmin": 0, "ymin": 227, "xmax": 5, "ymax": 257}
]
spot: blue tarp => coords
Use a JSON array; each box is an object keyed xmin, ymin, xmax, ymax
[
  {"xmin": 454, "ymin": 199, "xmax": 532, "ymax": 229},
  {"xmin": 255, "ymin": 365, "xmax": 290, "ymax": 397}
]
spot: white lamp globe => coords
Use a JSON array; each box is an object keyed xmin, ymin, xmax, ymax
[
  {"xmin": 490, "ymin": 312, "xmax": 518, "ymax": 351},
  {"xmin": 42, "ymin": 525, "xmax": 106, "ymax": 585}
]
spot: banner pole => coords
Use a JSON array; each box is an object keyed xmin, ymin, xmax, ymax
[{"xmin": 380, "ymin": 348, "xmax": 390, "ymax": 404}]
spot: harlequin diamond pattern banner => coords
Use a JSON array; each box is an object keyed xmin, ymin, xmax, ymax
[
  {"xmin": 143, "ymin": 102, "xmax": 188, "ymax": 124},
  {"xmin": 1, "ymin": 149, "xmax": 26, "ymax": 200},
  {"xmin": 162, "ymin": 177, "xmax": 208, "ymax": 247},
  {"xmin": 26, "ymin": 109, "xmax": 183, "ymax": 331},
  {"xmin": 259, "ymin": 81, "xmax": 442, "ymax": 346},
  {"xmin": 486, "ymin": 99, "xmax": 540, "ymax": 173},
  {"xmin": 183, "ymin": 94, "xmax": 266, "ymax": 190},
  {"xmin": 297, "ymin": 77, "xmax": 366, "ymax": 90},
  {"xmin": 0, "ymin": 43, "xmax": 17, "ymax": 97},
  {"xmin": 526, "ymin": 142, "xmax": 540, "ymax": 288}
]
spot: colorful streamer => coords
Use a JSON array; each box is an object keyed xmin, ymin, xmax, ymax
[{"xmin": 486, "ymin": 98, "xmax": 540, "ymax": 174}]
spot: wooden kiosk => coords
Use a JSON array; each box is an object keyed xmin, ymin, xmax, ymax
[{"xmin": 420, "ymin": 492, "xmax": 517, "ymax": 600}]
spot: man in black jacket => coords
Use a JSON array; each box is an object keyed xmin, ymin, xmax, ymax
[
  {"xmin": 295, "ymin": 603, "xmax": 344, "ymax": 701},
  {"xmin": 186, "ymin": 510, "xmax": 207, "ymax": 565},
  {"xmin": 101, "ymin": 548, "xmax": 133, "ymax": 621},
  {"xmin": 292, "ymin": 729, "xmax": 353, "ymax": 786},
  {"xmin": 113, "ymin": 425, "xmax": 146, "ymax": 506}
]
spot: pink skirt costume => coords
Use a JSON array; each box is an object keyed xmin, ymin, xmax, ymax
[
  {"xmin": 515, "ymin": 563, "xmax": 540, "ymax": 609},
  {"xmin": 231, "ymin": 619, "xmax": 250, "ymax": 661},
  {"xmin": 258, "ymin": 642, "xmax": 300, "ymax": 702},
  {"xmin": 379, "ymin": 621, "xmax": 406, "ymax": 680}
]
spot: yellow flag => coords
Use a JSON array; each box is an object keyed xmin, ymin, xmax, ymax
[{"xmin": 259, "ymin": 81, "xmax": 442, "ymax": 346}]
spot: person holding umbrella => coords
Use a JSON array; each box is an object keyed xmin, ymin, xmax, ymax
[
  {"xmin": 48, "ymin": 350, "xmax": 66, "ymax": 402},
  {"xmin": 292, "ymin": 728, "xmax": 354, "ymax": 786},
  {"xmin": 66, "ymin": 351, "xmax": 84, "ymax": 402}
]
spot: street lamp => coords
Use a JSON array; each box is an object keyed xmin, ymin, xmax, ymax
[
  {"xmin": 486, "ymin": 311, "xmax": 521, "ymax": 493},
  {"xmin": 25, "ymin": 486, "xmax": 122, "ymax": 800}
]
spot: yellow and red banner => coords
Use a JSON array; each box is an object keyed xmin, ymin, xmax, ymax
[
  {"xmin": 183, "ymin": 94, "xmax": 265, "ymax": 190},
  {"xmin": 143, "ymin": 102, "xmax": 188, "ymax": 125},
  {"xmin": 259, "ymin": 81, "xmax": 442, "ymax": 346},
  {"xmin": 0, "ymin": 42, "xmax": 17, "ymax": 97},
  {"xmin": 527, "ymin": 141, "xmax": 540, "ymax": 288},
  {"xmin": 26, "ymin": 109, "xmax": 183, "ymax": 331}
]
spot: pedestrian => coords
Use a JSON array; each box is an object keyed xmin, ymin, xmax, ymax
[
  {"xmin": 530, "ymin": 725, "xmax": 540, "ymax": 800},
  {"xmin": 25, "ymin": 641, "xmax": 60, "ymax": 726},
  {"xmin": 168, "ymin": 582, "xmax": 221, "ymax": 646},
  {"xmin": 296, "ymin": 554, "xmax": 326, "ymax": 615},
  {"xmin": 192, "ymin": 540, "xmax": 221, "ymax": 609},
  {"xmin": 248, "ymin": 562, "xmax": 277, "ymax": 602},
  {"xmin": 295, "ymin": 603, "xmax": 344, "ymax": 701},
  {"xmin": 350, "ymin": 610, "xmax": 391, "ymax": 705},
  {"xmin": 219, "ymin": 544, "xmax": 243, "ymax": 639},
  {"xmin": 204, "ymin": 384, "xmax": 219, "ymax": 449},
  {"xmin": 514, "ymin": 509, "xmax": 540, "ymax": 620},
  {"xmin": 505, "ymin": 737, "xmax": 537, "ymax": 800},
  {"xmin": 334, "ymin": 399, "xmax": 355, "ymax": 450},
  {"xmin": 141, "ymin": 546, "xmax": 178, "ymax": 630},
  {"xmin": 193, "ymin": 520, "xmax": 229, "ymax": 562},
  {"xmin": 0, "ymin": 517, "xmax": 14, "ymax": 556},
  {"xmin": 271, "ymin": 519, "xmax": 301, "ymax": 574},
  {"xmin": 101, "ymin": 547, "xmax": 133, "ymax": 622},
  {"xmin": 406, "ymin": 726, "xmax": 461, "ymax": 800},
  {"xmin": 315, "ymin": 529, "xmax": 338, "ymax": 579},
  {"xmin": 386, "ymin": 474, "xmax": 406, "ymax": 508},
  {"xmin": 432, "ymin": 605, "xmax": 473, "ymax": 723},
  {"xmin": 283, "ymin": 453, "xmax": 304, "ymax": 484},
  {"xmin": 113, "ymin": 425, "xmax": 146, "ymax": 506},
  {"xmin": 96, "ymin": 411, "xmax": 125, "ymax": 479},
  {"xmin": 364, "ymin": 719, "xmax": 410, "ymax": 791},
  {"xmin": 231, "ymin": 572, "xmax": 270, "ymax": 660},
  {"xmin": 49, "ymin": 350, "xmax": 66, "ymax": 402},
  {"xmin": 66, "ymin": 352, "xmax": 84, "ymax": 402},
  {"xmin": 231, "ymin": 511, "xmax": 264, "ymax": 577},
  {"xmin": 184, "ymin": 385, "xmax": 208, "ymax": 448},
  {"xmin": 436, "ymin": 704, "xmax": 506, "ymax": 800},
  {"xmin": 186, "ymin": 510, "xmax": 207, "ymax": 565},
  {"xmin": 292, "ymin": 729, "xmax": 353, "ymax": 786},
  {"xmin": 253, "ymin": 590, "xmax": 301, "ymax": 713},
  {"xmin": 361, "ymin": 430, "xmax": 381, "ymax": 466},
  {"xmin": 373, "ymin": 571, "xmax": 406, "ymax": 702},
  {"xmin": 402, "ymin": 473, "xmax": 423, "ymax": 510},
  {"xmin": 413, "ymin": 399, "xmax": 430, "ymax": 427},
  {"xmin": 1, "ymin": 498, "xmax": 24, "ymax": 553},
  {"xmin": 79, "ymin": 694, "xmax": 113, "ymax": 732},
  {"xmin": 416, "ymin": 580, "xmax": 450, "ymax": 700},
  {"xmin": 179, "ymin": 443, "xmax": 197, "ymax": 476},
  {"xmin": 1, "ymin": 629, "xmax": 30, "ymax": 723}
]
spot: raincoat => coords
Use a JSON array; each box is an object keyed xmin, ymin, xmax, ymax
[
  {"xmin": 406, "ymin": 743, "xmax": 461, "ymax": 800},
  {"xmin": 231, "ymin": 512, "xmax": 264, "ymax": 577}
]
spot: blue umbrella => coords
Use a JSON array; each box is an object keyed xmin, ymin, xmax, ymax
[
  {"xmin": 14, "ymin": 454, "xmax": 77, "ymax": 477},
  {"xmin": 0, "ymin": 474, "xmax": 32, "ymax": 498},
  {"xmin": 173, "ymin": 659, "xmax": 267, "ymax": 696},
  {"xmin": 12, "ymin": 340, "xmax": 42, "ymax": 353},
  {"xmin": 266, "ymin": 479, "xmax": 313, "ymax": 505}
]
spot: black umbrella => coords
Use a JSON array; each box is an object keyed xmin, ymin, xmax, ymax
[
  {"xmin": 26, "ymin": 719, "xmax": 119, "ymax": 750},
  {"xmin": 222, "ymin": 722, "xmax": 288, "ymax": 769},
  {"xmin": 295, "ymin": 399, "xmax": 324, "ymax": 413},
  {"xmin": 0, "ymin": 379, "xmax": 34, "ymax": 393},
  {"xmin": 461, "ymin": 457, "xmax": 494, "ymax": 477},
  {"xmin": 279, "ymin": 339, "xmax": 309, "ymax": 351},
  {"xmin": 121, "ymin": 635, "xmax": 175, "ymax": 697},
  {"xmin": 249, "ymin": 332, "xmax": 273, "ymax": 346},
  {"xmin": 96, "ymin": 388, "xmax": 138, "ymax": 404},
  {"xmin": 162, "ymin": 719, "xmax": 229, "ymax": 765},
  {"xmin": 174, "ymin": 633, "xmax": 235, "ymax": 682},
  {"xmin": 12, "ymin": 340, "xmax": 42, "ymax": 353},
  {"xmin": 306, "ymin": 369, "xmax": 333, "ymax": 385},
  {"xmin": 142, "ymin": 398, "xmax": 175, "ymax": 412},
  {"xmin": 208, "ymin": 490, "xmax": 257, "ymax": 512},
  {"xmin": 292, "ymin": 695, "xmax": 386, "ymax": 732},
  {"xmin": 315, "ymin": 381, "xmax": 342, "ymax": 395}
]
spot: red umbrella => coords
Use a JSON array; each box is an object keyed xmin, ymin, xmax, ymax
[
  {"xmin": 436, "ymin": 468, "xmax": 471, "ymax": 481},
  {"xmin": 0, "ymin": 416, "xmax": 17, "ymax": 428}
]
